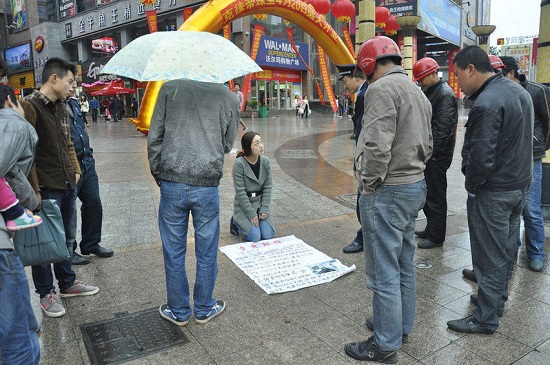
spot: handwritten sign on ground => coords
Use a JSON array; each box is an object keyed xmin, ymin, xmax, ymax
[{"xmin": 220, "ymin": 235, "xmax": 356, "ymax": 294}]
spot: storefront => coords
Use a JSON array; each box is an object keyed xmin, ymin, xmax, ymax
[{"xmin": 251, "ymin": 34, "xmax": 308, "ymax": 110}]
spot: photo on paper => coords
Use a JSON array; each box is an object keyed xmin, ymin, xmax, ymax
[{"xmin": 309, "ymin": 260, "xmax": 339, "ymax": 275}]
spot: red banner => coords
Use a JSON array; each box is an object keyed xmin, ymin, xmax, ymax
[
  {"xmin": 286, "ymin": 28, "xmax": 325, "ymax": 105},
  {"xmin": 317, "ymin": 45, "xmax": 337, "ymax": 111},
  {"xmin": 241, "ymin": 25, "xmax": 264, "ymax": 110},
  {"xmin": 342, "ymin": 26, "xmax": 355, "ymax": 58},
  {"xmin": 183, "ymin": 7, "xmax": 193, "ymax": 21},
  {"xmin": 145, "ymin": 9, "xmax": 158, "ymax": 33},
  {"xmin": 448, "ymin": 48, "xmax": 461, "ymax": 98},
  {"xmin": 223, "ymin": 24, "xmax": 235, "ymax": 92}
]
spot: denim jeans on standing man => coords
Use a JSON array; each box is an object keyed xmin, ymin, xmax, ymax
[
  {"xmin": 0, "ymin": 250, "xmax": 40, "ymax": 364},
  {"xmin": 158, "ymin": 181, "xmax": 220, "ymax": 321},
  {"xmin": 518, "ymin": 159, "xmax": 544, "ymax": 260},
  {"xmin": 31, "ymin": 186, "xmax": 77, "ymax": 296},
  {"xmin": 359, "ymin": 180, "xmax": 427, "ymax": 352}
]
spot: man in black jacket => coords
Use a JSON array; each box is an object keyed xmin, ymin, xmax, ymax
[
  {"xmin": 337, "ymin": 64, "xmax": 367, "ymax": 254},
  {"xmin": 413, "ymin": 58, "xmax": 458, "ymax": 249},
  {"xmin": 501, "ymin": 56, "xmax": 550, "ymax": 272},
  {"xmin": 447, "ymin": 46, "xmax": 533, "ymax": 334}
]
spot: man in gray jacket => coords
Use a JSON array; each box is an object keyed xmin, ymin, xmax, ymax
[
  {"xmin": 0, "ymin": 83, "xmax": 41, "ymax": 364},
  {"xmin": 344, "ymin": 36, "xmax": 432, "ymax": 363},
  {"xmin": 148, "ymin": 79, "xmax": 239, "ymax": 326}
]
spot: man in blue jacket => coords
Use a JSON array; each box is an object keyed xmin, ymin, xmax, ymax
[{"xmin": 67, "ymin": 85, "xmax": 114, "ymax": 263}]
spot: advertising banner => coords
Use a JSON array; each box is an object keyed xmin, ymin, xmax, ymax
[
  {"xmin": 11, "ymin": 0, "xmax": 27, "ymax": 29},
  {"xmin": 59, "ymin": 0, "xmax": 75, "ymax": 20},
  {"xmin": 253, "ymin": 69, "xmax": 301, "ymax": 82},
  {"xmin": 418, "ymin": 0, "xmax": 461, "ymax": 46},
  {"xmin": 376, "ymin": 0, "xmax": 416, "ymax": 17},
  {"xmin": 4, "ymin": 43, "xmax": 32, "ymax": 73},
  {"xmin": 448, "ymin": 48, "xmax": 461, "ymax": 98},
  {"xmin": 317, "ymin": 45, "xmax": 333, "ymax": 109},
  {"xmin": 255, "ymin": 35, "xmax": 309, "ymax": 71},
  {"xmin": 241, "ymin": 25, "xmax": 265, "ymax": 110}
]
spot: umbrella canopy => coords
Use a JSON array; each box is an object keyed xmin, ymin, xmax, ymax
[
  {"xmin": 90, "ymin": 81, "xmax": 137, "ymax": 96},
  {"xmin": 100, "ymin": 31, "xmax": 262, "ymax": 83}
]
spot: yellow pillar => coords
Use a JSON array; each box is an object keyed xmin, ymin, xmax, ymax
[
  {"xmin": 471, "ymin": 25, "xmax": 496, "ymax": 52},
  {"xmin": 396, "ymin": 15, "xmax": 422, "ymax": 80},
  {"xmin": 355, "ymin": 0, "xmax": 375, "ymax": 56},
  {"xmin": 536, "ymin": 0, "xmax": 549, "ymax": 84}
]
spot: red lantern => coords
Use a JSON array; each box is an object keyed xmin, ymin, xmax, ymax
[
  {"xmin": 384, "ymin": 15, "xmax": 400, "ymax": 36},
  {"xmin": 306, "ymin": 0, "xmax": 332, "ymax": 15},
  {"xmin": 375, "ymin": 6, "xmax": 391, "ymax": 28},
  {"xmin": 331, "ymin": 0, "xmax": 356, "ymax": 23}
]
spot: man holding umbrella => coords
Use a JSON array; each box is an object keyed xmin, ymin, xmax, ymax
[{"xmin": 148, "ymin": 79, "xmax": 239, "ymax": 325}]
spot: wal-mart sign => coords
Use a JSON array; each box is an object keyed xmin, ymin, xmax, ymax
[{"xmin": 255, "ymin": 35, "xmax": 309, "ymax": 71}]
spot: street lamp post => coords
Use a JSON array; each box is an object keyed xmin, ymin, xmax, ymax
[
  {"xmin": 471, "ymin": 25, "xmax": 496, "ymax": 52},
  {"xmin": 396, "ymin": 15, "xmax": 422, "ymax": 79}
]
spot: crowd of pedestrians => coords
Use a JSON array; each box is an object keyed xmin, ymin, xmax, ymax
[{"xmin": 1, "ymin": 38, "xmax": 549, "ymax": 364}]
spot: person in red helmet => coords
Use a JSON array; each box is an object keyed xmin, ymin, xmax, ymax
[
  {"xmin": 412, "ymin": 58, "xmax": 458, "ymax": 249},
  {"xmin": 344, "ymin": 36, "xmax": 432, "ymax": 363},
  {"xmin": 488, "ymin": 54, "xmax": 505, "ymax": 73}
]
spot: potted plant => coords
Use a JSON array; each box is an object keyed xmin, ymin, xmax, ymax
[{"xmin": 247, "ymin": 100, "xmax": 259, "ymax": 110}]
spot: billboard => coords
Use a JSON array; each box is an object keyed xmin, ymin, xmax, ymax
[
  {"xmin": 418, "ymin": 0, "xmax": 461, "ymax": 46},
  {"xmin": 4, "ymin": 43, "xmax": 33, "ymax": 73},
  {"xmin": 376, "ymin": 0, "xmax": 416, "ymax": 17},
  {"xmin": 255, "ymin": 36, "xmax": 309, "ymax": 71},
  {"xmin": 59, "ymin": 0, "xmax": 75, "ymax": 19},
  {"xmin": 11, "ymin": 0, "xmax": 28, "ymax": 29}
]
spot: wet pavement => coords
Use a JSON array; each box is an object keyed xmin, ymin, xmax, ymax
[{"xmin": 29, "ymin": 110, "xmax": 550, "ymax": 364}]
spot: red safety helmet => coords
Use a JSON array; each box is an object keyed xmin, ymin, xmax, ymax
[
  {"xmin": 357, "ymin": 36, "xmax": 402, "ymax": 77},
  {"xmin": 413, "ymin": 57, "xmax": 440, "ymax": 81},
  {"xmin": 488, "ymin": 55, "xmax": 505, "ymax": 70}
]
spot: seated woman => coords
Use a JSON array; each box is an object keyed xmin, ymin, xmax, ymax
[{"xmin": 230, "ymin": 131, "xmax": 275, "ymax": 242}]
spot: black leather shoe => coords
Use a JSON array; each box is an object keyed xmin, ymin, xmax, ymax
[
  {"xmin": 417, "ymin": 239, "xmax": 443, "ymax": 249},
  {"xmin": 344, "ymin": 336, "xmax": 398, "ymax": 363},
  {"xmin": 447, "ymin": 315, "xmax": 494, "ymax": 334},
  {"xmin": 343, "ymin": 240, "xmax": 363, "ymax": 253},
  {"xmin": 72, "ymin": 252, "xmax": 91, "ymax": 265},
  {"xmin": 414, "ymin": 230, "xmax": 427, "ymax": 239},
  {"xmin": 230, "ymin": 217, "xmax": 239, "ymax": 236},
  {"xmin": 470, "ymin": 294, "xmax": 504, "ymax": 317},
  {"xmin": 365, "ymin": 317, "xmax": 408, "ymax": 344},
  {"xmin": 462, "ymin": 268, "xmax": 477, "ymax": 282},
  {"xmin": 82, "ymin": 246, "xmax": 114, "ymax": 258}
]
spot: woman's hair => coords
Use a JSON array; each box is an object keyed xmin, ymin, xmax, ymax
[
  {"xmin": 237, "ymin": 131, "xmax": 259, "ymax": 158},
  {"xmin": 80, "ymin": 94, "xmax": 87, "ymax": 100}
]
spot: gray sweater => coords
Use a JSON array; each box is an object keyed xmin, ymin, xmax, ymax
[{"xmin": 148, "ymin": 80, "xmax": 239, "ymax": 186}]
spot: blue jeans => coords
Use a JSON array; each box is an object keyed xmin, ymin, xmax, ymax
[
  {"xmin": 73, "ymin": 160, "xmax": 103, "ymax": 253},
  {"xmin": 468, "ymin": 188, "xmax": 526, "ymax": 331},
  {"xmin": 518, "ymin": 159, "xmax": 544, "ymax": 260},
  {"xmin": 158, "ymin": 181, "xmax": 220, "ymax": 320},
  {"xmin": 359, "ymin": 180, "xmax": 427, "ymax": 352},
  {"xmin": 234, "ymin": 219, "xmax": 275, "ymax": 242},
  {"xmin": 31, "ymin": 187, "xmax": 77, "ymax": 296},
  {"xmin": 0, "ymin": 250, "xmax": 40, "ymax": 364}
]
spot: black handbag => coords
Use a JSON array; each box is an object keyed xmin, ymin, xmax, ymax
[{"xmin": 13, "ymin": 199, "xmax": 71, "ymax": 266}]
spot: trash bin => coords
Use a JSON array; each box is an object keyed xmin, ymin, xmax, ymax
[{"xmin": 259, "ymin": 106, "xmax": 268, "ymax": 118}]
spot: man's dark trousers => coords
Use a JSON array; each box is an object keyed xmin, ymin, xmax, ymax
[
  {"xmin": 423, "ymin": 157, "xmax": 452, "ymax": 243},
  {"xmin": 73, "ymin": 160, "xmax": 102, "ymax": 254},
  {"xmin": 468, "ymin": 188, "xmax": 526, "ymax": 331}
]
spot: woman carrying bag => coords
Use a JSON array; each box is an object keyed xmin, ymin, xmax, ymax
[{"xmin": 230, "ymin": 131, "xmax": 275, "ymax": 242}]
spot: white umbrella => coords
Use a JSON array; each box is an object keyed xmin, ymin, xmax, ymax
[{"xmin": 101, "ymin": 31, "xmax": 262, "ymax": 83}]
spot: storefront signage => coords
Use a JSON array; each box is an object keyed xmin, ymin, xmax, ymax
[
  {"xmin": 8, "ymin": 70, "xmax": 35, "ymax": 90},
  {"xmin": 252, "ymin": 68, "xmax": 301, "ymax": 82},
  {"xmin": 4, "ymin": 43, "xmax": 32, "ymax": 73},
  {"xmin": 418, "ymin": 0, "xmax": 461, "ymax": 46},
  {"xmin": 81, "ymin": 57, "xmax": 119, "ymax": 84},
  {"xmin": 375, "ymin": 0, "xmax": 416, "ymax": 17},
  {"xmin": 63, "ymin": 0, "xmax": 184, "ymax": 39},
  {"xmin": 59, "ymin": 0, "xmax": 76, "ymax": 20},
  {"xmin": 34, "ymin": 36, "xmax": 45, "ymax": 53},
  {"xmin": 91, "ymin": 37, "xmax": 118, "ymax": 54},
  {"xmin": 255, "ymin": 36, "xmax": 308, "ymax": 71}
]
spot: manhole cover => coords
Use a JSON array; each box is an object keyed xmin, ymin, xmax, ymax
[
  {"xmin": 414, "ymin": 262, "xmax": 432, "ymax": 269},
  {"xmin": 80, "ymin": 307, "xmax": 189, "ymax": 364}
]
